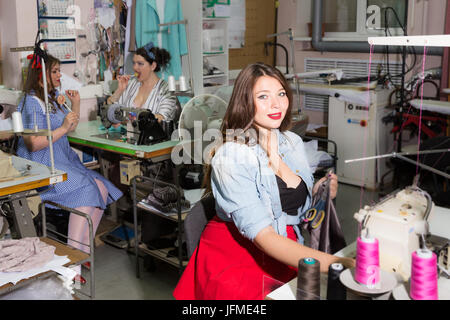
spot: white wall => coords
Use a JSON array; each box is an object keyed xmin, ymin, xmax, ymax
[
  {"xmin": 0, "ymin": 0, "xmax": 25, "ymax": 89},
  {"xmin": 0, "ymin": 0, "xmax": 97, "ymax": 121}
]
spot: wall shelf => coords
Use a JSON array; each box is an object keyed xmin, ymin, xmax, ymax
[{"xmin": 182, "ymin": 0, "xmax": 229, "ymax": 96}]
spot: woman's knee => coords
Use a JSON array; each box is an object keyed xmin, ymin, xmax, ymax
[{"xmin": 94, "ymin": 179, "xmax": 108, "ymax": 202}]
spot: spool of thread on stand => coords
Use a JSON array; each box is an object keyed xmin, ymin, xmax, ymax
[
  {"xmin": 297, "ymin": 257, "xmax": 321, "ymax": 300},
  {"xmin": 179, "ymin": 75, "xmax": 187, "ymax": 92},
  {"xmin": 410, "ymin": 249, "xmax": 438, "ymax": 300},
  {"xmin": 167, "ymin": 75, "xmax": 176, "ymax": 92},
  {"xmin": 12, "ymin": 111, "xmax": 24, "ymax": 133},
  {"xmin": 327, "ymin": 263, "xmax": 346, "ymax": 300},
  {"xmin": 355, "ymin": 234, "xmax": 380, "ymax": 287}
]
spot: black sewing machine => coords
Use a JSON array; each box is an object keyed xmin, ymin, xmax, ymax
[{"xmin": 98, "ymin": 103, "xmax": 174, "ymax": 145}]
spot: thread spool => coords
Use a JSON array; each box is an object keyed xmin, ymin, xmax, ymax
[
  {"xmin": 297, "ymin": 257, "xmax": 321, "ymax": 300},
  {"xmin": 410, "ymin": 249, "xmax": 438, "ymax": 300},
  {"xmin": 12, "ymin": 111, "xmax": 24, "ymax": 133},
  {"xmin": 162, "ymin": 120, "xmax": 174, "ymax": 138},
  {"xmin": 355, "ymin": 235, "xmax": 380, "ymax": 287},
  {"xmin": 327, "ymin": 263, "xmax": 346, "ymax": 300},
  {"xmin": 167, "ymin": 75, "xmax": 176, "ymax": 92},
  {"xmin": 179, "ymin": 75, "xmax": 187, "ymax": 92}
]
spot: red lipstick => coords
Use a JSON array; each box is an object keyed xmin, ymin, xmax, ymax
[{"xmin": 268, "ymin": 112, "xmax": 282, "ymax": 120}]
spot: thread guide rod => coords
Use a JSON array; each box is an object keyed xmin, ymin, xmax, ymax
[
  {"xmin": 345, "ymin": 149, "xmax": 450, "ymax": 180},
  {"xmin": 10, "ymin": 34, "xmax": 57, "ymax": 175}
]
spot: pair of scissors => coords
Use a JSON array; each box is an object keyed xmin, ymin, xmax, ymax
[{"xmin": 303, "ymin": 207, "xmax": 325, "ymax": 229}]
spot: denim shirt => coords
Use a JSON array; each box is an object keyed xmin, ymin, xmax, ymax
[{"xmin": 210, "ymin": 130, "xmax": 314, "ymax": 244}]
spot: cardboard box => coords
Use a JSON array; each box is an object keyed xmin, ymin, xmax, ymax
[{"xmin": 120, "ymin": 159, "xmax": 141, "ymax": 185}]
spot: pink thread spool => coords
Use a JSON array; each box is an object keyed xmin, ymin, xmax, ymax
[
  {"xmin": 410, "ymin": 249, "xmax": 438, "ymax": 300},
  {"xmin": 355, "ymin": 235, "xmax": 380, "ymax": 286}
]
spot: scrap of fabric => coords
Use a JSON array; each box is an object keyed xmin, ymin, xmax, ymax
[{"xmin": 0, "ymin": 237, "xmax": 55, "ymax": 272}]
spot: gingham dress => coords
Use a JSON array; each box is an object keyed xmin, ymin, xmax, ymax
[{"xmin": 17, "ymin": 93, "xmax": 123, "ymax": 209}]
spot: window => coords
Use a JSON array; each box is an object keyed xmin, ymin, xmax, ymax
[{"xmin": 322, "ymin": 0, "xmax": 407, "ymax": 40}]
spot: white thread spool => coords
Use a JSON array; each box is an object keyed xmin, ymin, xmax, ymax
[
  {"xmin": 12, "ymin": 112, "xmax": 24, "ymax": 133},
  {"xmin": 416, "ymin": 248, "xmax": 433, "ymax": 259},
  {"xmin": 179, "ymin": 75, "xmax": 187, "ymax": 92},
  {"xmin": 330, "ymin": 263, "xmax": 344, "ymax": 271},
  {"xmin": 360, "ymin": 228, "xmax": 375, "ymax": 243},
  {"xmin": 167, "ymin": 75, "xmax": 176, "ymax": 92}
]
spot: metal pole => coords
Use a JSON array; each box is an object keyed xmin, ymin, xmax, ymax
[
  {"xmin": 345, "ymin": 149, "xmax": 450, "ymax": 163},
  {"xmin": 395, "ymin": 154, "xmax": 450, "ymax": 180},
  {"xmin": 267, "ymin": 29, "xmax": 301, "ymax": 113},
  {"xmin": 344, "ymin": 149, "xmax": 450, "ymax": 180},
  {"xmin": 288, "ymin": 28, "xmax": 301, "ymax": 113},
  {"xmin": 132, "ymin": 177, "xmax": 140, "ymax": 278},
  {"xmin": 40, "ymin": 46, "xmax": 56, "ymax": 175}
]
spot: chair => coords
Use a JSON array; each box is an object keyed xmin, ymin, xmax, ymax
[
  {"xmin": 184, "ymin": 194, "xmax": 216, "ymax": 258},
  {"xmin": 301, "ymin": 134, "xmax": 338, "ymax": 177}
]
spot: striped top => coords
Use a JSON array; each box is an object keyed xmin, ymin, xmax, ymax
[{"xmin": 118, "ymin": 78, "xmax": 177, "ymax": 121}]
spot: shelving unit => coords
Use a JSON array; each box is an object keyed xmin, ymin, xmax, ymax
[
  {"xmin": 181, "ymin": 1, "xmax": 229, "ymax": 96},
  {"xmin": 131, "ymin": 175, "xmax": 190, "ymax": 276},
  {"xmin": 135, "ymin": 202, "xmax": 190, "ymax": 269}
]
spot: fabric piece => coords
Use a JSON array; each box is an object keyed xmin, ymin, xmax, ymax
[
  {"xmin": 117, "ymin": 78, "xmax": 178, "ymax": 120},
  {"xmin": 302, "ymin": 178, "xmax": 347, "ymax": 254},
  {"xmin": 0, "ymin": 254, "xmax": 70, "ymax": 288},
  {"xmin": 0, "ymin": 151, "xmax": 20, "ymax": 180},
  {"xmin": 0, "ymin": 237, "xmax": 55, "ymax": 272},
  {"xmin": 173, "ymin": 216, "xmax": 298, "ymax": 300},
  {"xmin": 135, "ymin": 0, "xmax": 188, "ymax": 79},
  {"xmin": 16, "ymin": 94, "xmax": 123, "ymax": 209}
]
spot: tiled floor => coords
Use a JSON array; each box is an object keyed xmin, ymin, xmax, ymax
[{"xmin": 91, "ymin": 182, "xmax": 380, "ymax": 300}]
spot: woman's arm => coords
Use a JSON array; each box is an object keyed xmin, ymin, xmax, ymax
[
  {"xmin": 107, "ymin": 75, "xmax": 130, "ymax": 105},
  {"xmin": 23, "ymin": 112, "xmax": 78, "ymax": 152},
  {"xmin": 66, "ymin": 90, "xmax": 80, "ymax": 116},
  {"xmin": 154, "ymin": 96, "xmax": 177, "ymax": 122},
  {"xmin": 254, "ymin": 225, "xmax": 354, "ymax": 272}
]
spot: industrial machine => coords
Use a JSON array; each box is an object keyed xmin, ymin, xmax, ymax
[
  {"xmin": 328, "ymin": 87, "xmax": 395, "ymax": 189},
  {"xmin": 99, "ymin": 103, "xmax": 173, "ymax": 145},
  {"xmin": 354, "ymin": 186, "xmax": 433, "ymax": 281}
]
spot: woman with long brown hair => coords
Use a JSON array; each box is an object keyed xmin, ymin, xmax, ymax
[
  {"xmin": 17, "ymin": 53, "xmax": 123, "ymax": 282},
  {"xmin": 174, "ymin": 62, "xmax": 354, "ymax": 300}
]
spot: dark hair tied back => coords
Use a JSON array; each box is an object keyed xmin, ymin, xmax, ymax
[{"xmin": 136, "ymin": 46, "xmax": 171, "ymax": 72}]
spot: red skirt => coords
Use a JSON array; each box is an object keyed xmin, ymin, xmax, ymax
[{"xmin": 173, "ymin": 216, "xmax": 297, "ymax": 300}]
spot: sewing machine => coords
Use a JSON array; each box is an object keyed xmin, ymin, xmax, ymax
[
  {"xmin": 98, "ymin": 103, "xmax": 173, "ymax": 145},
  {"xmin": 353, "ymin": 186, "xmax": 439, "ymax": 281}
]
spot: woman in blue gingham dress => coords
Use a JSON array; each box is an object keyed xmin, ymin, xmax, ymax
[{"xmin": 17, "ymin": 54, "xmax": 123, "ymax": 253}]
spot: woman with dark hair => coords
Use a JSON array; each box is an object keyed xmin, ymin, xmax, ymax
[
  {"xmin": 107, "ymin": 42, "xmax": 178, "ymax": 121},
  {"xmin": 173, "ymin": 62, "xmax": 354, "ymax": 300},
  {"xmin": 17, "ymin": 54, "xmax": 123, "ymax": 262}
]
